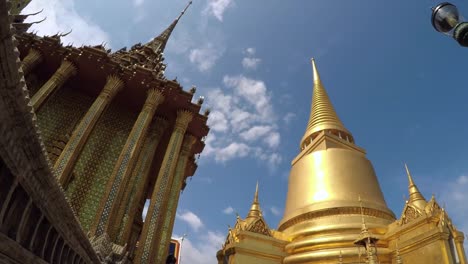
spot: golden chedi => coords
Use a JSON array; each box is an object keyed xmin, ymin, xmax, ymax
[{"xmin": 217, "ymin": 59, "xmax": 467, "ymax": 264}]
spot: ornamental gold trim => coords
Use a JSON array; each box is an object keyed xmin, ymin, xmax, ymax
[{"xmin": 278, "ymin": 206, "xmax": 395, "ymax": 231}]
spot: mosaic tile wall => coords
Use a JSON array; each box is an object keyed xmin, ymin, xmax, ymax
[
  {"xmin": 36, "ymin": 86, "xmax": 94, "ymax": 160},
  {"xmin": 67, "ymin": 101, "xmax": 137, "ymax": 231}
]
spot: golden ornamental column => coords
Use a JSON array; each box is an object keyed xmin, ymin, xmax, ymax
[
  {"xmin": 115, "ymin": 117, "xmax": 169, "ymax": 245},
  {"xmin": 54, "ymin": 75, "xmax": 124, "ymax": 187},
  {"xmin": 22, "ymin": 48, "xmax": 43, "ymax": 75},
  {"xmin": 91, "ymin": 88, "xmax": 164, "ymax": 238},
  {"xmin": 153, "ymin": 134, "xmax": 196, "ymax": 263},
  {"xmin": 134, "ymin": 110, "xmax": 193, "ymax": 264},
  {"xmin": 31, "ymin": 59, "xmax": 77, "ymax": 110},
  {"xmin": 454, "ymin": 233, "xmax": 467, "ymax": 264}
]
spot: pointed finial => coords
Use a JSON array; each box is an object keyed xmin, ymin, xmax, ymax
[
  {"xmin": 247, "ymin": 181, "xmax": 261, "ymax": 218},
  {"xmin": 404, "ymin": 163, "xmax": 427, "ymax": 211},
  {"xmin": 254, "ymin": 181, "xmax": 259, "ymax": 204},
  {"xmin": 404, "ymin": 163, "xmax": 415, "ymax": 186},
  {"xmin": 177, "ymin": 1, "xmax": 192, "ymax": 21},
  {"xmin": 311, "ymin": 58, "xmax": 321, "ymax": 85},
  {"xmin": 145, "ymin": 1, "xmax": 192, "ymax": 53},
  {"xmin": 300, "ymin": 58, "xmax": 352, "ymax": 149}
]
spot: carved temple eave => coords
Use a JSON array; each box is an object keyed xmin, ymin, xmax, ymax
[{"xmin": 16, "ymin": 33, "xmax": 210, "ymax": 141}]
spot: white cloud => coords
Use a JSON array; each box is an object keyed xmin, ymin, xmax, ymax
[
  {"xmin": 204, "ymin": 0, "xmax": 235, "ymax": 22},
  {"xmin": 265, "ymin": 132, "xmax": 281, "ymax": 149},
  {"xmin": 245, "ymin": 47, "xmax": 255, "ymax": 55},
  {"xmin": 202, "ymin": 75, "xmax": 282, "ymax": 167},
  {"xmin": 215, "ymin": 142, "xmax": 250, "ymax": 162},
  {"xmin": 22, "ymin": 0, "xmax": 111, "ymax": 47},
  {"xmin": 240, "ymin": 126, "xmax": 272, "ymax": 141},
  {"xmin": 223, "ymin": 75, "xmax": 273, "ymax": 120},
  {"xmin": 242, "ymin": 57, "xmax": 261, "ymax": 70},
  {"xmin": 208, "ymin": 111, "xmax": 229, "ymax": 132},
  {"xmin": 223, "ymin": 206, "xmax": 234, "ymax": 215},
  {"xmin": 133, "ymin": 0, "xmax": 144, "ymax": 7},
  {"xmin": 270, "ymin": 206, "xmax": 281, "ymax": 216},
  {"xmin": 242, "ymin": 47, "xmax": 261, "ymax": 70},
  {"xmin": 177, "ymin": 211, "xmax": 204, "ymax": 232},
  {"xmin": 174, "ymin": 212, "xmax": 225, "ymax": 264},
  {"xmin": 439, "ymin": 175, "xmax": 468, "ymax": 251},
  {"xmin": 175, "ymin": 231, "xmax": 224, "ymax": 264},
  {"xmin": 189, "ymin": 44, "xmax": 224, "ymax": 72},
  {"xmin": 283, "ymin": 112, "xmax": 296, "ymax": 124}
]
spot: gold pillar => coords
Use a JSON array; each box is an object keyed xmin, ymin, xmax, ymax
[
  {"xmin": 134, "ymin": 110, "xmax": 193, "ymax": 264},
  {"xmin": 53, "ymin": 75, "xmax": 124, "ymax": 187},
  {"xmin": 115, "ymin": 117, "xmax": 168, "ymax": 245},
  {"xmin": 91, "ymin": 88, "xmax": 164, "ymax": 237},
  {"xmin": 31, "ymin": 60, "xmax": 77, "ymax": 110},
  {"xmin": 454, "ymin": 234, "xmax": 467, "ymax": 264},
  {"xmin": 153, "ymin": 135, "xmax": 196, "ymax": 263},
  {"xmin": 21, "ymin": 48, "xmax": 43, "ymax": 75}
]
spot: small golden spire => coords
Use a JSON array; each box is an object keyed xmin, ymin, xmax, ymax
[
  {"xmin": 254, "ymin": 181, "xmax": 259, "ymax": 203},
  {"xmin": 404, "ymin": 163, "xmax": 427, "ymax": 211},
  {"xmin": 247, "ymin": 181, "xmax": 261, "ymax": 218},
  {"xmin": 301, "ymin": 59, "xmax": 352, "ymax": 148}
]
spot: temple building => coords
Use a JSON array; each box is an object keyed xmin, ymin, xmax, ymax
[
  {"xmin": 0, "ymin": 0, "xmax": 209, "ymax": 263},
  {"xmin": 217, "ymin": 59, "xmax": 467, "ymax": 264}
]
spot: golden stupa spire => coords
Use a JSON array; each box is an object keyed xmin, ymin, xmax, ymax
[
  {"xmin": 404, "ymin": 163, "xmax": 427, "ymax": 211},
  {"xmin": 247, "ymin": 181, "xmax": 261, "ymax": 218},
  {"xmin": 300, "ymin": 59, "xmax": 352, "ymax": 148}
]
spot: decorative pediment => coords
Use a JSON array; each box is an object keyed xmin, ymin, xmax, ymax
[
  {"xmin": 400, "ymin": 204, "xmax": 422, "ymax": 225},
  {"xmin": 425, "ymin": 196, "xmax": 442, "ymax": 216},
  {"xmin": 247, "ymin": 218, "xmax": 272, "ymax": 237}
]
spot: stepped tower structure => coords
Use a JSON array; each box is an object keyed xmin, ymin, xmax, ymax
[
  {"xmin": 0, "ymin": 1, "xmax": 209, "ymax": 263},
  {"xmin": 278, "ymin": 59, "xmax": 395, "ymax": 263},
  {"xmin": 217, "ymin": 59, "xmax": 467, "ymax": 264}
]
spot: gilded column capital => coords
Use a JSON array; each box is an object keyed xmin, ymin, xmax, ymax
[
  {"xmin": 31, "ymin": 59, "xmax": 78, "ymax": 110},
  {"xmin": 454, "ymin": 234, "xmax": 465, "ymax": 243},
  {"xmin": 22, "ymin": 48, "xmax": 43, "ymax": 75},
  {"xmin": 143, "ymin": 89, "xmax": 164, "ymax": 111},
  {"xmin": 99, "ymin": 75, "xmax": 124, "ymax": 99},
  {"xmin": 54, "ymin": 60, "xmax": 78, "ymax": 85},
  {"xmin": 174, "ymin": 110, "xmax": 193, "ymax": 132}
]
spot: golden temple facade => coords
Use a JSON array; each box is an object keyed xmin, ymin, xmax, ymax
[
  {"xmin": 0, "ymin": 1, "xmax": 209, "ymax": 263},
  {"xmin": 217, "ymin": 59, "xmax": 467, "ymax": 264}
]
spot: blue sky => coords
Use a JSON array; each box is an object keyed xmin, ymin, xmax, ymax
[{"xmin": 24, "ymin": 0, "xmax": 468, "ymax": 262}]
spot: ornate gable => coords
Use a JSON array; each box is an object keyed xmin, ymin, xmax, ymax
[
  {"xmin": 399, "ymin": 203, "xmax": 423, "ymax": 225},
  {"xmin": 425, "ymin": 195, "xmax": 442, "ymax": 216},
  {"xmin": 247, "ymin": 218, "xmax": 272, "ymax": 237}
]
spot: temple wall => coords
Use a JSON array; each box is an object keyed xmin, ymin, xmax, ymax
[
  {"xmin": 400, "ymin": 239, "xmax": 454, "ymax": 264},
  {"xmin": 67, "ymin": 101, "xmax": 136, "ymax": 231},
  {"xmin": 36, "ymin": 85, "xmax": 94, "ymax": 163}
]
